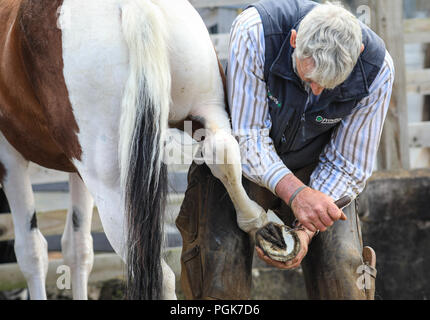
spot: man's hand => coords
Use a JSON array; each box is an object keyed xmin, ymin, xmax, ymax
[
  {"xmin": 291, "ymin": 187, "xmax": 347, "ymax": 232},
  {"xmin": 276, "ymin": 173, "xmax": 347, "ymax": 233},
  {"xmin": 255, "ymin": 228, "xmax": 312, "ymax": 269}
]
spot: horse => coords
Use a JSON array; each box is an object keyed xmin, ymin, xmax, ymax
[{"xmin": 0, "ymin": 0, "xmax": 289, "ymax": 299}]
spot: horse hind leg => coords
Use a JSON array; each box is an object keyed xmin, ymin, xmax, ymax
[
  {"xmin": 190, "ymin": 108, "xmax": 268, "ymax": 233},
  {"xmin": 61, "ymin": 173, "xmax": 94, "ymax": 300},
  {"xmin": 192, "ymin": 108, "xmax": 294, "ymax": 261},
  {"xmin": 203, "ymin": 129, "xmax": 268, "ymax": 232},
  {"xmin": 0, "ymin": 134, "xmax": 48, "ymax": 299}
]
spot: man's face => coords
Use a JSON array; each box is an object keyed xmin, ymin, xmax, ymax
[
  {"xmin": 290, "ymin": 29, "xmax": 325, "ymax": 96},
  {"xmin": 294, "ymin": 56, "xmax": 325, "ymax": 96}
]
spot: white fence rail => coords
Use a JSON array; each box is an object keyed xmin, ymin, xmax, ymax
[{"xmin": 409, "ymin": 121, "xmax": 430, "ymax": 148}]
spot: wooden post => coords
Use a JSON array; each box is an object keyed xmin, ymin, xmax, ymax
[
  {"xmin": 371, "ymin": 0, "xmax": 410, "ymax": 170},
  {"xmin": 423, "ymin": 44, "xmax": 430, "ymax": 121},
  {"xmin": 417, "ymin": 43, "xmax": 430, "ymax": 167}
]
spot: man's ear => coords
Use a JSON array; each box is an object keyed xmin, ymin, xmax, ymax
[
  {"xmin": 290, "ymin": 29, "xmax": 297, "ymax": 49},
  {"xmin": 361, "ymin": 43, "xmax": 365, "ymax": 53}
]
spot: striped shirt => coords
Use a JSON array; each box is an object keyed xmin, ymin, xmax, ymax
[{"xmin": 227, "ymin": 8, "xmax": 395, "ymax": 201}]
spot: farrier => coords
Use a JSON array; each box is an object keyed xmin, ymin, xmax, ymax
[{"xmin": 177, "ymin": 0, "xmax": 393, "ymax": 300}]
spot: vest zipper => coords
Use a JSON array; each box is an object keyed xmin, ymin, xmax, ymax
[
  {"xmin": 299, "ymin": 112, "xmax": 307, "ymax": 142},
  {"xmin": 284, "ymin": 113, "xmax": 302, "ymax": 151},
  {"xmin": 284, "ymin": 92, "xmax": 308, "ymax": 151}
]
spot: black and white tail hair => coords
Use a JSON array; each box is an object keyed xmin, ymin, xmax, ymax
[{"xmin": 120, "ymin": 0, "xmax": 170, "ymax": 300}]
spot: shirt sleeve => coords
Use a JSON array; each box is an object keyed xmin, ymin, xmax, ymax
[
  {"xmin": 227, "ymin": 8, "xmax": 291, "ymax": 194},
  {"xmin": 309, "ymin": 51, "xmax": 395, "ymax": 201}
]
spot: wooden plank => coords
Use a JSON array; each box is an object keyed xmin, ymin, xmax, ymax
[
  {"xmin": 404, "ymin": 32, "xmax": 430, "ymax": 44},
  {"xmin": 189, "ymin": 0, "xmax": 254, "ymax": 8},
  {"xmin": 372, "ymin": 0, "xmax": 410, "ymax": 170},
  {"xmin": 409, "ymin": 122, "xmax": 430, "ymax": 148},
  {"xmin": 404, "ymin": 18, "xmax": 430, "ymax": 43},
  {"xmin": 406, "ymin": 69, "xmax": 430, "ymax": 95}
]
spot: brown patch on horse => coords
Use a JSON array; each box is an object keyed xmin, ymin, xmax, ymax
[{"xmin": 0, "ymin": 0, "xmax": 80, "ymax": 172}]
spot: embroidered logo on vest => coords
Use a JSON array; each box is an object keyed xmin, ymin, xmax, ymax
[
  {"xmin": 316, "ymin": 115, "xmax": 342, "ymax": 124},
  {"xmin": 268, "ymin": 91, "xmax": 282, "ymax": 108}
]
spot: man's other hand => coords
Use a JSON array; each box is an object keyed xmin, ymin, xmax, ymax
[
  {"xmin": 275, "ymin": 173, "xmax": 347, "ymax": 233},
  {"xmin": 291, "ymin": 187, "xmax": 347, "ymax": 232}
]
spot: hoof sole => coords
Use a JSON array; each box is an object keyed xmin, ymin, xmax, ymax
[{"xmin": 255, "ymin": 222, "xmax": 300, "ymax": 262}]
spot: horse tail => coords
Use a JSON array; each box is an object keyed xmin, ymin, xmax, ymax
[{"xmin": 119, "ymin": 0, "xmax": 170, "ymax": 300}]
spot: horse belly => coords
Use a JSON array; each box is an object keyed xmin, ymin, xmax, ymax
[{"xmin": 0, "ymin": 120, "xmax": 77, "ymax": 172}]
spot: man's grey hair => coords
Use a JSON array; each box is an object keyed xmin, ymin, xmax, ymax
[{"xmin": 294, "ymin": 1, "xmax": 362, "ymax": 89}]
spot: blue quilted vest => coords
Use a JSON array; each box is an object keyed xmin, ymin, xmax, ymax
[{"xmin": 251, "ymin": 0, "xmax": 386, "ymax": 170}]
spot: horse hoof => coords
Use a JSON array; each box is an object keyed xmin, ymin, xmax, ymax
[{"xmin": 255, "ymin": 222, "xmax": 300, "ymax": 262}]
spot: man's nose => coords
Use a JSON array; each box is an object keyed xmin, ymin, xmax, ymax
[{"xmin": 311, "ymin": 82, "xmax": 324, "ymax": 96}]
